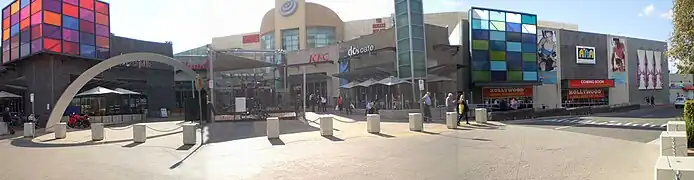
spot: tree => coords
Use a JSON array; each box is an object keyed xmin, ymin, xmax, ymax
[{"xmin": 669, "ymin": 0, "xmax": 694, "ymax": 73}]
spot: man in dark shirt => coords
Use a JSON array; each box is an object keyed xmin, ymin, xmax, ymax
[{"xmin": 2, "ymin": 107, "xmax": 14, "ymax": 134}]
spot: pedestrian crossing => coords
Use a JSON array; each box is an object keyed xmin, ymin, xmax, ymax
[{"xmin": 538, "ymin": 118, "xmax": 667, "ymax": 129}]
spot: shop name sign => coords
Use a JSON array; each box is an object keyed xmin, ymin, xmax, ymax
[
  {"xmin": 576, "ymin": 46, "xmax": 596, "ymax": 64},
  {"xmin": 347, "ymin": 44, "xmax": 375, "ymax": 57},
  {"xmin": 568, "ymin": 79, "xmax": 615, "ymax": 88},
  {"xmin": 482, "ymin": 87, "xmax": 533, "ymax": 98},
  {"xmin": 568, "ymin": 89, "xmax": 605, "ymax": 99},
  {"xmin": 309, "ymin": 53, "xmax": 330, "ymax": 63}
]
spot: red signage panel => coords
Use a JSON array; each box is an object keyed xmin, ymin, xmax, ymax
[
  {"xmin": 309, "ymin": 53, "xmax": 330, "ymax": 63},
  {"xmin": 568, "ymin": 89, "xmax": 605, "ymax": 99},
  {"xmin": 482, "ymin": 87, "xmax": 533, "ymax": 98},
  {"xmin": 568, "ymin": 79, "xmax": 615, "ymax": 88},
  {"xmin": 242, "ymin": 34, "xmax": 260, "ymax": 44}
]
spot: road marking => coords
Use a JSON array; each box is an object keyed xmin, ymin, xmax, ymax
[
  {"xmin": 555, "ymin": 124, "xmax": 583, "ymax": 130},
  {"xmin": 642, "ymin": 123, "xmax": 651, "ymax": 127},
  {"xmin": 632, "ymin": 124, "xmax": 640, "ymax": 126},
  {"xmin": 624, "ymin": 122, "xmax": 632, "ymax": 126},
  {"xmin": 650, "ymin": 124, "xmax": 659, "ymax": 128},
  {"xmin": 660, "ymin": 124, "xmax": 667, "ymax": 127},
  {"xmin": 598, "ymin": 122, "xmax": 607, "ymax": 125},
  {"xmin": 583, "ymin": 120, "xmax": 594, "ymax": 124},
  {"xmin": 614, "ymin": 123, "xmax": 623, "ymax": 126}
]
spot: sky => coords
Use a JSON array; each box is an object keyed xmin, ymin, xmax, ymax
[{"xmin": 0, "ymin": 0, "xmax": 677, "ymax": 70}]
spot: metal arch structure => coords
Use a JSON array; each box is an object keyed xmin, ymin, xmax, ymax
[
  {"xmin": 206, "ymin": 46, "xmax": 287, "ymax": 122},
  {"xmin": 46, "ymin": 53, "xmax": 200, "ymax": 132}
]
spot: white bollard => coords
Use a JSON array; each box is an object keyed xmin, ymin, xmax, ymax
[
  {"xmin": 54, "ymin": 123, "xmax": 66, "ymax": 139},
  {"xmin": 409, "ymin": 113, "xmax": 423, "ymax": 131},
  {"xmin": 0, "ymin": 122, "xmax": 8, "ymax": 135},
  {"xmin": 91, "ymin": 123, "xmax": 104, "ymax": 141},
  {"xmin": 655, "ymin": 156, "xmax": 694, "ymax": 180},
  {"xmin": 266, "ymin": 117, "xmax": 280, "ymax": 139},
  {"xmin": 367, "ymin": 114, "xmax": 380, "ymax": 133},
  {"xmin": 475, "ymin": 108, "xmax": 487, "ymax": 123},
  {"xmin": 660, "ymin": 131, "xmax": 688, "ymax": 157},
  {"xmin": 23, "ymin": 123, "xmax": 34, "ymax": 137},
  {"xmin": 667, "ymin": 121, "xmax": 686, "ymax": 132},
  {"xmin": 182, "ymin": 123, "xmax": 197, "ymax": 145},
  {"xmin": 319, "ymin": 115, "xmax": 333, "ymax": 136},
  {"xmin": 133, "ymin": 124, "xmax": 146, "ymax": 143},
  {"xmin": 446, "ymin": 112, "xmax": 457, "ymax": 129}
]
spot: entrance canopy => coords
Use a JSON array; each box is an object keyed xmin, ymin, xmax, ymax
[
  {"xmin": 0, "ymin": 91, "xmax": 21, "ymax": 98},
  {"xmin": 76, "ymin": 87, "xmax": 123, "ymax": 97},
  {"xmin": 114, "ymin": 88, "xmax": 142, "ymax": 95},
  {"xmin": 211, "ymin": 49, "xmax": 279, "ymax": 72}
]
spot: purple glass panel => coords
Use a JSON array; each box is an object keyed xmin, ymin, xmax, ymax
[
  {"xmin": 20, "ymin": 7, "xmax": 30, "ymax": 20},
  {"xmin": 2, "ymin": 8, "xmax": 9, "ymax": 18},
  {"xmin": 10, "ymin": 14, "xmax": 18, "ymax": 25},
  {"xmin": 30, "ymin": 39, "xmax": 42, "ymax": 53},
  {"xmin": 43, "ymin": 24, "xmax": 61, "ymax": 40},
  {"xmin": 79, "ymin": 8, "xmax": 94, "ymax": 22},
  {"xmin": 80, "ymin": 44, "xmax": 95, "ymax": 58},
  {"xmin": 30, "ymin": 12, "xmax": 40, "ymax": 25},
  {"xmin": 2, "ymin": 50, "xmax": 8, "ymax": 63},
  {"xmin": 44, "ymin": 0, "xmax": 62, "ymax": 13},
  {"xmin": 19, "ymin": 29, "xmax": 29, "ymax": 44},
  {"xmin": 10, "ymin": 47, "xmax": 18, "ymax": 60},
  {"xmin": 2, "ymin": 40, "xmax": 8, "ymax": 51},
  {"xmin": 62, "ymin": 28, "xmax": 79, "ymax": 42},
  {"xmin": 96, "ymin": 47, "xmax": 109, "ymax": 59},
  {"xmin": 80, "ymin": 32, "xmax": 94, "ymax": 45},
  {"xmin": 20, "ymin": 43, "xmax": 29, "ymax": 57},
  {"xmin": 10, "ymin": 36, "xmax": 18, "ymax": 48},
  {"xmin": 96, "ymin": 24, "xmax": 108, "ymax": 36},
  {"xmin": 63, "ymin": 0, "xmax": 78, "ymax": 6}
]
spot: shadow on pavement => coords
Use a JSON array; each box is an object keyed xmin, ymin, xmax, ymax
[
  {"xmin": 507, "ymin": 120, "xmax": 664, "ymax": 131},
  {"xmin": 9, "ymin": 130, "xmax": 182, "ymax": 148},
  {"xmin": 170, "ymin": 143, "xmax": 205, "ymax": 170},
  {"xmin": 205, "ymin": 119, "xmax": 319, "ymax": 144},
  {"xmin": 268, "ymin": 138, "xmax": 285, "ymax": 145},
  {"xmin": 322, "ymin": 135, "xmax": 344, "ymax": 141},
  {"xmin": 370, "ymin": 132, "xmax": 395, "ymax": 138}
]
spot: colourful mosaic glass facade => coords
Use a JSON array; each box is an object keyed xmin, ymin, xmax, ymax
[
  {"xmin": 1, "ymin": 0, "xmax": 110, "ymax": 64},
  {"xmin": 469, "ymin": 7, "xmax": 538, "ymax": 82}
]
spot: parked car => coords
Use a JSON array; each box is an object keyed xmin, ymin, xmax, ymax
[{"xmin": 674, "ymin": 97, "xmax": 687, "ymax": 109}]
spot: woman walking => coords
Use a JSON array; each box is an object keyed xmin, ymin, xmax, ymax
[{"xmin": 457, "ymin": 93, "xmax": 470, "ymax": 125}]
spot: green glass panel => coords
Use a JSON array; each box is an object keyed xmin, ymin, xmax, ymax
[
  {"xmin": 412, "ymin": 51, "xmax": 426, "ymax": 78},
  {"xmin": 472, "ymin": 71, "xmax": 491, "ymax": 82},
  {"xmin": 490, "ymin": 51, "xmax": 506, "ymax": 61},
  {"xmin": 472, "ymin": 40, "xmax": 489, "ymax": 50},
  {"xmin": 521, "ymin": 14, "xmax": 536, "ymax": 25},
  {"xmin": 507, "ymin": 71, "xmax": 523, "ymax": 81},
  {"xmin": 522, "ymin": 53, "xmax": 536, "ymax": 62},
  {"xmin": 490, "ymin": 21, "xmax": 506, "ymax": 31}
]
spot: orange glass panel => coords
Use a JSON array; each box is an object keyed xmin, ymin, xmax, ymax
[
  {"xmin": 63, "ymin": 3, "xmax": 78, "ymax": 17},
  {"xmin": 19, "ymin": 18, "xmax": 29, "ymax": 30},
  {"xmin": 44, "ymin": 38, "xmax": 61, "ymax": 52},
  {"xmin": 30, "ymin": 0, "xmax": 42, "ymax": 15},
  {"xmin": 80, "ymin": 0, "xmax": 94, "ymax": 10},
  {"xmin": 95, "ymin": 13, "xmax": 108, "ymax": 26},
  {"xmin": 2, "ymin": 29, "xmax": 9, "ymax": 40},
  {"xmin": 95, "ymin": 1, "xmax": 108, "ymax": 15},
  {"xmin": 10, "ymin": 1, "xmax": 19, "ymax": 15},
  {"xmin": 96, "ymin": 36, "xmax": 109, "ymax": 48},
  {"xmin": 43, "ymin": 11, "xmax": 61, "ymax": 26},
  {"xmin": 3, "ymin": 18, "xmax": 9, "ymax": 29}
]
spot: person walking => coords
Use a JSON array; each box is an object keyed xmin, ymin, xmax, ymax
[
  {"xmin": 457, "ymin": 93, "xmax": 470, "ymax": 125},
  {"xmin": 445, "ymin": 93, "xmax": 456, "ymax": 112},
  {"xmin": 421, "ymin": 92, "xmax": 433, "ymax": 122},
  {"xmin": 320, "ymin": 96, "xmax": 327, "ymax": 112},
  {"xmin": 2, "ymin": 107, "xmax": 14, "ymax": 135},
  {"xmin": 337, "ymin": 96, "xmax": 344, "ymax": 113}
]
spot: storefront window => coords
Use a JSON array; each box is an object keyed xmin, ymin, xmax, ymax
[
  {"xmin": 281, "ymin": 29, "xmax": 300, "ymax": 51},
  {"xmin": 261, "ymin": 32, "xmax": 275, "ymax": 51},
  {"xmin": 307, "ymin": 27, "xmax": 336, "ymax": 48},
  {"xmin": 481, "ymin": 87, "xmax": 534, "ymax": 110},
  {"xmin": 562, "ymin": 80, "xmax": 613, "ymax": 108}
]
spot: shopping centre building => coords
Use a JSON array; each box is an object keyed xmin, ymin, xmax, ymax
[{"xmin": 176, "ymin": 0, "xmax": 669, "ymax": 110}]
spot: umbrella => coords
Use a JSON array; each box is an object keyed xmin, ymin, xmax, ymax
[
  {"xmin": 0, "ymin": 91, "xmax": 21, "ymax": 98},
  {"xmin": 114, "ymin": 88, "xmax": 142, "ymax": 95},
  {"xmin": 356, "ymin": 78, "xmax": 378, "ymax": 87},
  {"xmin": 340, "ymin": 81, "xmax": 361, "ymax": 89},
  {"xmin": 76, "ymin": 87, "xmax": 123, "ymax": 97},
  {"xmin": 375, "ymin": 76, "xmax": 410, "ymax": 86}
]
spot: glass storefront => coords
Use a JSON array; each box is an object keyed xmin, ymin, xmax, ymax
[
  {"xmin": 307, "ymin": 27, "xmax": 336, "ymax": 48},
  {"xmin": 480, "ymin": 87, "xmax": 534, "ymax": 110},
  {"xmin": 561, "ymin": 88, "xmax": 609, "ymax": 108},
  {"xmin": 281, "ymin": 29, "xmax": 300, "ymax": 51}
]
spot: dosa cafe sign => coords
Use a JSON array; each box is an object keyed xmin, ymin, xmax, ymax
[
  {"xmin": 482, "ymin": 87, "xmax": 533, "ymax": 97},
  {"xmin": 568, "ymin": 79, "xmax": 615, "ymax": 88},
  {"xmin": 568, "ymin": 89, "xmax": 605, "ymax": 99}
]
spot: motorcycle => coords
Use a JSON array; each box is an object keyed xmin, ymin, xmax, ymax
[{"xmin": 67, "ymin": 114, "xmax": 91, "ymax": 129}]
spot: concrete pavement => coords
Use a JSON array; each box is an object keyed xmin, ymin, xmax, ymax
[{"xmin": 0, "ymin": 113, "xmax": 660, "ymax": 180}]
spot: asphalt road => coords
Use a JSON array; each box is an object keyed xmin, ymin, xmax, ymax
[{"xmin": 506, "ymin": 106, "xmax": 682, "ymax": 143}]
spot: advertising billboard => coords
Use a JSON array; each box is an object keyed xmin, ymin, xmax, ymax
[
  {"xmin": 469, "ymin": 7, "xmax": 538, "ymax": 83},
  {"xmin": 576, "ymin": 46, "xmax": 596, "ymax": 64},
  {"xmin": 1, "ymin": 0, "xmax": 111, "ymax": 64}
]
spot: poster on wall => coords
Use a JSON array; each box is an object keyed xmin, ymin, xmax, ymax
[
  {"xmin": 576, "ymin": 46, "xmax": 596, "ymax": 64},
  {"xmin": 609, "ymin": 38, "xmax": 627, "ymax": 84},
  {"xmin": 537, "ymin": 30, "xmax": 558, "ymax": 84},
  {"xmin": 637, "ymin": 49, "xmax": 664, "ymax": 90}
]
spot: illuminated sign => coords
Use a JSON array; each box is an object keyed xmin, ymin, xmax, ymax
[
  {"xmin": 576, "ymin": 46, "xmax": 596, "ymax": 64},
  {"xmin": 346, "ymin": 44, "xmax": 375, "ymax": 57},
  {"xmin": 568, "ymin": 89, "xmax": 605, "ymax": 99},
  {"xmin": 279, "ymin": 0, "xmax": 298, "ymax": 17},
  {"xmin": 482, "ymin": 87, "xmax": 533, "ymax": 97},
  {"xmin": 568, "ymin": 79, "xmax": 615, "ymax": 88}
]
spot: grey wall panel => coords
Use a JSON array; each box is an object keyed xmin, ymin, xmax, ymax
[
  {"xmin": 626, "ymin": 37, "xmax": 669, "ymax": 104},
  {"xmin": 558, "ymin": 30, "xmax": 609, "ymax": 80}
]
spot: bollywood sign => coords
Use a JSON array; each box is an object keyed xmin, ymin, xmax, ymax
[
  {"xmin": 482, "ymin": 87, "xmax": 533, "ymax": 98},
  {"xmin": 567, "ymin": 89, "xmax": 605, "ymax": 99}
]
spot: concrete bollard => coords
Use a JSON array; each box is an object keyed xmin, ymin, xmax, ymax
[
  {"xmin": 655, "ymin": 156, "xmax": 694, "ymax": 180},
  {"xmin": 23, "ymin": 123, "xmax": 34, "ymax": 137},
  {"xmin": 475, "ymin": 108, "xmax": 487, "ymax": 123},
  {"xmin": 266, "ymin": 117, "xmax": 280, "ymax": 139},
  {"xmin": 367, "ymin": 114, "xmax": 380, "ymax": 133},
  {"xmin": 667, "ymin": 121, "xmax": 686, "ymax": 132},
  {"xmin": 319, "ymin": 115, "xmax": 333, "ymax": 136},
  {"xmin": 54, "ymin": 123, "xmax": 67, "ymax": 139},
  {"xmin": 182, "ymin": 123, "xmax": 197, "ymax": 145},
  {"xmin": 0, "ymin": 122, "xmax": 8, "ymax": 135},
  {"xmin": 445, "ymin": 112, "xmax": 457, "ymax": 129},
  {"xmin": 91, "ymin": 123, "xmax": 104, "ymax": 141},
  {"xmin": 660, "ymin": 131, "xmax": 688, "ymax": 157},
  {"xmin": 409, "ymin": 113, "xmax": 423, "ymax": 131},
  {"xmin": 133, "ymin": 124, "xmax": 146, "ymax": 143}
]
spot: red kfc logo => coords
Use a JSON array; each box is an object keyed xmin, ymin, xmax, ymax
[{"xmin": 309, "ymin": 53, "xmax": 330, "ymax": 63}]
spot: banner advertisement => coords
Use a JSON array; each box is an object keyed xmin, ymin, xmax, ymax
[
  {"xmin": 568, "ymin": 79, "xmax": 615, "ymax": 89},
  {"xmin": 576, "ymin": 46, "xmax": 596, "ymax": 64},
  {"xmin": 568, "ymin": 89, "xmax": 605, "ymax": 99},
  {"xmin": 482, "ymin": 87, "xmax": 533, "ymax": 98}
]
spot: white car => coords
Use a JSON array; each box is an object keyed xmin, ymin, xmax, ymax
[{"xmin": 674, "ymin": 97, "xmax": 687, "ymax": 109}]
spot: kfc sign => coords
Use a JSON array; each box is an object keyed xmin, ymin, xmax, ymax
[
  {"xmin": 309, "ymin": 53, "xmax": 330, "ymax": 63},
  {"xmin": 482, "ymin": 87, "xmax": 533, "ymax": 98},
  {"xmin": 346, "ymin": 44, "xmax": 375, "ymax": 57},
  {"xmin": 568, "ymin": 89, "xmax": 605, "ymax": 99},
  {"xmin": 182, "ymin": 60, "xmax": 208, "ymax": 70},
  {"xmin": 568, "ymin": 79, "xmax": 615, "ymax": 88},
  {"xmin": 242, "ymin": 34, "xmax": 260, "ymax": 44}
]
